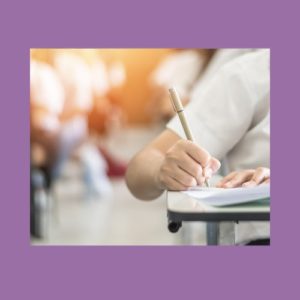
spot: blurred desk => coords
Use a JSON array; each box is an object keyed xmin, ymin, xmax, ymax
[{"xmin": 167, "ymin": 191, "xmax": 270, "ymax": 245}]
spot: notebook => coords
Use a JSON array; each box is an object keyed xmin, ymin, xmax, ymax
[{"xmin": 183, "ymin": 184, "xmax": 270, "ymax": 207}]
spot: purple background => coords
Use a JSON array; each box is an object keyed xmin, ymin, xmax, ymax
[{"xmin": 0, "ymin": 0, "xmax": 298, "ymax": 299}]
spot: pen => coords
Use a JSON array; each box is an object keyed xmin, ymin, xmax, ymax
[{"xmin": 168, "ymin": 87, "xmax": 210, "ymax": 188}]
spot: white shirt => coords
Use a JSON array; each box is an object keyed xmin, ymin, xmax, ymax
[
  {"xmin": 167, "ymin": 49, "xmax": 270, "ymax": 243},
  {"xmin": 167, "ymin": 49, "xmax": 270, "ymax": 173},
  {"xmin": 191, "ymin": 48, "xmax": 256, "ymax": 92},
  {"xmin": 151, "ymin": 49, "xmax": 256, "ymax": 102}
]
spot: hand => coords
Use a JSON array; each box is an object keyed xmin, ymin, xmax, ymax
[
  {"xmin": 156, "ymin": 140, "xmax": 221, "ymax": 191},
  {"xmin": 216, "ymin": 167, "xmax": 270, "ymax": 188}
]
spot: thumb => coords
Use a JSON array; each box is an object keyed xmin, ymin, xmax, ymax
[
  {"xmin": 204, "ymin": 157, "xmax": 221, "ymax": 178},
  {"xmin": 209, "ymin": 157, "xmax": 221, "ymax": 173}
]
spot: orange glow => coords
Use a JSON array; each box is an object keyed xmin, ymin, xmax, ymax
[{"xmin": 31, "ymin": 48, "xmax": 174, "ymax": 124}]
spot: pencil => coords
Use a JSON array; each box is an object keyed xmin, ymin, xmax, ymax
[{"xmin": 169, "ymin": 87, "xmax": 210, "ymax": 188}]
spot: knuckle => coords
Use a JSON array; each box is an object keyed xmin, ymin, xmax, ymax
[
  {"xmin": 224, "ymin": 172, "xmax": 234, "ymax": 180},
  {"xmin": 164, "ymin": 155, "xmax": 173, "ymax": 165},
  {"xmin": 186, "ymin": 177, "xmax": 195, "ymax": 186},
  {"xmin": 256, "ymin": 167, "xmax": 265, "ymax": 173},
  {"xmin": 244, "ymin": 169, "xmax": 254, "ymax": 175},
  {"xmin": 231, "ymin": 178, "xmax": 239, "ymax": 183},
  {"xmin": 165, "ymin": 152, "xmax": 178, "ymax": 164},
  {"xmin": 176, "ymin": 139, "xmax": 187, "ymax": 149},
  {"xmin": 230, "ymin": 173, "xmax": 238, "ymax": 179},
  {"xmin": 202, "ymin": 154, "xmax": 211, "ymax": 166},
  {"xmin": 160, "ymin": 164, "xmax": 171, "ymax": 177},
  {"xmin": 191, "ymin": 164, "xmax": 202, "ymax": 177},
  {"xmin": 175, "ymin": 171, "xmax": 193, "ymax": 186}
]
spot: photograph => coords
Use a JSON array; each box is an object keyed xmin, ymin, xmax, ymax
[
  {"xmin": 30, "ymin": 48, "xmax": 270, "ymax": 246},
  {"xmin": 3, "ymin": 0, "xmax": 300, "ymax": 298}
]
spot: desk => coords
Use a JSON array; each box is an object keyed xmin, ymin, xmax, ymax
[{"xmin": 167, "ymin": 191, "xmax": 270, "ymax": 245}]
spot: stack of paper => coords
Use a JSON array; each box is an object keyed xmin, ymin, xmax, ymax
[{"xmin": 183, "ymin": 184, "xmax": 270, "ymax": 207}]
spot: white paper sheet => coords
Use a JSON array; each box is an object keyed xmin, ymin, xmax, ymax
[{"xmin": 183, "ymin": 184, "xmax": 270, "ymax": 207}]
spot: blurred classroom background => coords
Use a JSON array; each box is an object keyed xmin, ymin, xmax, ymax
[{"xmin": 30, "ymin": 48, "xmax": 219, "ymax": 245}]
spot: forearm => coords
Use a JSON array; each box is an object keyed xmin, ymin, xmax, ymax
[{"xmin": 125, "ymin": 148, "xmax": 165, "ymax": 200}]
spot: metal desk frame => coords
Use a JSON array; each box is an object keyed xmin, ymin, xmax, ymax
[{"xmin": 167, "ymin": 191, "xmax": 270, "ymax": 245}]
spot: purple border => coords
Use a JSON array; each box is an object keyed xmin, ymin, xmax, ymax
[{"xmin": 0, "ymin": 0, "xmax": 298, "ymax": 299}]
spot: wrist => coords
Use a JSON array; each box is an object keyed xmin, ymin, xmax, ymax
[{"xmin": 153, "ymin": 159, "xmax": 166, "ymax": 191}]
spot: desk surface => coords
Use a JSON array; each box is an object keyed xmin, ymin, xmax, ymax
[{"xmin": 167, "ymin": 191, "xmax": 270, "ymax": 222}]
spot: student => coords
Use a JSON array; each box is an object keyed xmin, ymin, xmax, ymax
[
  {"xmin": 30, "ymin": 54, "xmax": 112, "ymax": 198},
  {"xmin": 30, "ymin": 59, "xmax": 65, "ymax": 181},
  {"xmin": 126, "ymin": 49, "xmax": 270, "ymax": 243},
  {"xmin": 53, "ymin": 51, "xmax": 113, "ymax": 197}
]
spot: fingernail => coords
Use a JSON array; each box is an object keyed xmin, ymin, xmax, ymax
[
  {"xmin": 191, "ymin": 179, "xmax": 197, "ymax": 186},
  {"xmin": 198, "ymin": 177, "xmax": 205, "ymax": 186}
]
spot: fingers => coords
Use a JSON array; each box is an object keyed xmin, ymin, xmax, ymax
[
  {"xmin": 159, "ymin": 161, "xmax": 198, "ymax": 190},
  {"xmin": 159, "ymin": 139, "xmax": 221, "ymax": 191},
  {"xmin": 252, "ymin": 167, "xmax": 270, "ymax": 183},
  {"xmin": 181, "ymin": 140, "xmax": 211, "ymax": 167},
  {"xmin": 243, "ymin": 168, "xmax": 270, "ymax": 187},
  {"xmin": 217, "ymin": 170, "xmax": 254, "ymax": 188},
  {"xmin": 216, "ymin": 171, "xmax": 238, "ymax": 187},
  {"xmin": 177, "ymin": 153, "xmax": 203, "ymax": 184},
  {"xmin": 226, "ymin": 171, "xmax": 254, "ymax": 188},
  {"xmin": 217, "ymin": 168, "xmax": 271, "ymax": 189},
  {"xmin": 178, "ymin": 141, "xmax": 221, "ymax": 180},
  {"xmin": 204, "ymin": 157, "xmax": 221, "ymax": 178},
  {"xmin": 172, "ymin": 166, "xmax": 197, "ymax": 187},
  {"xmin": 163, "ymin": 176, "xmax": 189, "ymax": 191}
]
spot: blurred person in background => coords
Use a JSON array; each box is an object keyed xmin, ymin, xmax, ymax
[
  {"xmin": 30, "ymin": 57, "xmax": 65, "ymax": 237},
  {"xmin": 31, "ymin": 49, "xmax": 127, "ymax": 200},
  {"xmin": 52, "ymin": 50, "xmax": 113, "ymax": 199},
  {"xmin": 30, "ymin": 58, "xmax": 65, "ymax": 186},
  {"xmin": 85, "ymin": 52, "xmax": 127, "ymax": 178}
]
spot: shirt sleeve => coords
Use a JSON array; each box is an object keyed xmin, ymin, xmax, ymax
[{"xmin": 167, "ymin": 54, "xmax": 266, "ymax": 160}]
